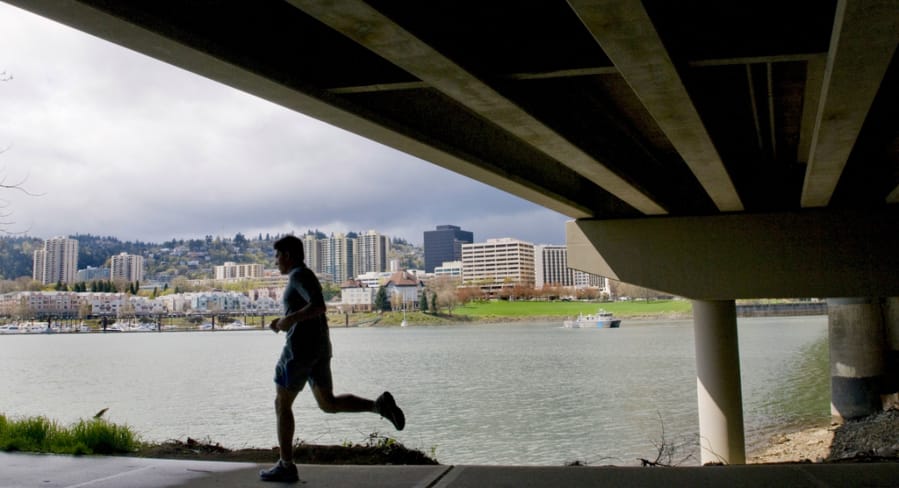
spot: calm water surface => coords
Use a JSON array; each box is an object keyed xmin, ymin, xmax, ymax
[{"xmin": 0, "ymin": 317, "xmax": 828, "ymax": 466}]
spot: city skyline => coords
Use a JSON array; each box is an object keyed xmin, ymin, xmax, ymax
[{"xmin": 0, "ymin": 3, "xmax": 570, "ymax": 248}]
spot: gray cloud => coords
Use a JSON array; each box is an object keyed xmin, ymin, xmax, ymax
[{"xmin": 0, "ymin": 3, "xmax": 568, "ymax": 246}]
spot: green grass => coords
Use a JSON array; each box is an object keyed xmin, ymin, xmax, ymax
[
  {"xmin": 454, "ymin": 299, "xmax": 693, "ymax": 318},
  {"xmin": 0, "ymin": 413, "xmax": 140, "ymax": 455}
]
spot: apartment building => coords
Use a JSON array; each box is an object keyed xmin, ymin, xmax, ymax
[
  {"xmin": 302, "ymin": 233, "xmax": 322, "ymax": 273},
  {"xmin": 354, "ymin": 230, "xmax": 388, "ymax": 276},
  {"xmin": 320, "ymin": 233, "xmax": 355, "ymax": 283},
  {"xmin": 110, "ymin": 252, "xmax": 145, "ymax": 283},
  {"xmin": 214, "ymin": 261, "xmax": 263, "ymax": 281},
  {"xmin": 461, "ymin": 238, "xmax": 535, "ymax": 293},
  {"xmin": 33, "ymin": 236, "xmax": 78, "ymax": 285}
]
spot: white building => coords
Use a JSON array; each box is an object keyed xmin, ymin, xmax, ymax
[
  {"xmin": 187, "ymin": 291, "xmax": 251, "ymax": 312},
  {"xmin": 33, "ymin": 236, "xmax": 78, "ymax": 285},
  {"xmin": 339, "ymin": 280, "xmax": 378, "ymax": 312},
  {"xmin": 214, "ymin": 261, "xmax": 263, "ymax": 281},
  {"xmin": 461, "ymin": 238, "xmax": 535, "ymax": 293},
  {"xmin": 384, "ymin": 270, "xmax": 424, "ymax": 310},
  {"xmin": 355, "ymin": 271, "xmax": 393, "ymax": 288},
  {"xmin": 110, "ymin": 252, "xmax": 145, "ymax": 283}
]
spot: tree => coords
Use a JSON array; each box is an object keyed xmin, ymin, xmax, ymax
[
  {"xmin": 374, "ymin": 286, "xmax": 390, "ymax": 312},
  {"xmin": 419, "ymin": 291, "xmax": 429, "ymax": 313}
]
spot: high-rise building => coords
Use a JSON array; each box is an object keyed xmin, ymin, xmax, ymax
[
  {"xmin": 109, "ymin": 252, "xmax": 145, "ymax": 283},
  {"xmin": 302, "ymin": 233, "xmax": 322, "ymax": 274},
  {"xmin": 321, "ymin": 233, "xmax": 355, "ymax": 283},
  {"xmin": 423, "ymin": 225, "xmax": 473, "ymax": 273},
  {"xmin": 354, "ymin": 230, "xmax": 388, "ymax": 276},
  {"xmin": 33, "ymin": 236, "xmax": 79, "ymax": 285},
  {"xmin": 461, "ymin": 238, "xmax": 534, "ymax": 293},
  {"xmin": 534, "ymin": 245, "xmax": 608, "ymax": 292}
]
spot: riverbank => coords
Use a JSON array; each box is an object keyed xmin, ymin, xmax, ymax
[
  {"xmin": 342, "ymin": 300, "xmax": 827, "ymax": 327},
  {"xmin": 133, "ymin": 409, "xmax": 899, "ymax": 466},
  {"xmin": 749, "ymin": 408, "xmax": 899, "ymax": 464}
]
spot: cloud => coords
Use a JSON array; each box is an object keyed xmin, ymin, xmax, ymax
[{"xmin": 0, "ymin": 3, "xmax": 568, "ymax": 246}]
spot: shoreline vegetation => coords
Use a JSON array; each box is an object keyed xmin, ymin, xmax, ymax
[{"xmin": 3, "ymin": 409, "xmax": 897, "ymax": 467}]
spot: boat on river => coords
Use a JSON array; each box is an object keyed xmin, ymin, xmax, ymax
[
  {"xmin": 0, "ymin": 323, "xmax": 25, "ymax": 334},
  {"xmin": 563, "ymin": 310, "xmax": 621, "ymax": 329}
]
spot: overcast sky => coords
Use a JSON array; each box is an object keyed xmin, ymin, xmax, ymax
[{"xmin": 0, "ymin": 3, "xmax": 570, "ymax": 247}]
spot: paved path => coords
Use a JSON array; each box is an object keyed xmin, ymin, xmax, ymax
[{"xmin": 2, "ymin": 452, "xmax": 898, "ymax": 487}]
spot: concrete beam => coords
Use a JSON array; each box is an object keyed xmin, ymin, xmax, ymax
[
  {"xmin": 801, "ymin": 0, "xmax": 899, "ymax": 207},
  {"xmin": 566, "ymin": 209, "xmax": 899, "ymax": 299},
  {"xmin": 568, "ymin": 0, "xmax": 743, "ymax": 212},
  {"xmin": 286, "ymin": 0, "xmax": 668, "ymax": 216}
]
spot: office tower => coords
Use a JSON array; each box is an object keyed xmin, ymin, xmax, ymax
[
  {"xmin": 423, "ymin": 225, "xmax": 473, "ymax": 273},
  {"xmin": 461, "ymin": 238, "xmax": 534, "ymax": 293},
  {"xmin": 33, "ymin": 236, "xmax": 79, "ymax": 285}
]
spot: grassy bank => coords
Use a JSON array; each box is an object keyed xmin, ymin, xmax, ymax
[
  {"xmin": 455, "ymin": 299, "xmax": 692, "ymax": 318},
  {"xmin": 0, "ymin": 413, "xmax": 140, "ymax": 455},
  {"xmin": 0, "ymin": 412, "xmax": 437, "ymax": 464},
  {"xmin": 341, "ymin": 299, "xmax": 693, "ymax": 327}
]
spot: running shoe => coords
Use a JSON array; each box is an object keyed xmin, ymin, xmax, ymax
[
  {"xmin": 259, "ymin": 460, "xmax": 299, "ymax": 482},
  {"xmin": 375, "ymin": 391, "xmax": 406, "ymax": 431}
]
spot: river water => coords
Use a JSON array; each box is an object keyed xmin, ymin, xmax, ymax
[{"xmin": 0, "ymin": 316, "xmax": 828, "ymax": 466}]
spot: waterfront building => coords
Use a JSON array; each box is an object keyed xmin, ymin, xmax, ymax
[
  {"xmin": 461, "ymin": 238, "xmax": 535, "ymax": 294},
  {"xmin": 214, "ymin": 261, "xmax": 263, "ymax": 281},
  {"xmin": 32, "ymin": 236, "xmax": 78, "ymax": 285},
  {"xmin": 110, "ymin": 252, "xmax": 145, "ymax": 283},
  {"xmin": 434, "ymin": 260, "xmax": 462, "ymax": 278},
  {"xmin": 339, "ymin": 279, "xmax": 377, "ymax": 312},
  {"xmin": 423, "ymin": 225, "xmax": 473, "ymax": 273},
  {"xmin": 186, "ymin": 291, "xmax": 251, "ymax": 312},
  {"xmin": 0, "ymin": 291, "xmax": 131, "ymax": 319},
  {"xmin": 534, "ymin": 244, "xmax": 609, "ymax": 293},
  {"xmin": 384, "ymin": 270, "xmax": 424, "ymax": 310}
]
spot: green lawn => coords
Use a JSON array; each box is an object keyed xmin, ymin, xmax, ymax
[{"xmin": 454, "ymin": 299, "xmax": 692, "ymax": 318}]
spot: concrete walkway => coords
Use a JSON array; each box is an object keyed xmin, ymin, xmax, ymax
[{"xmin": 2, "ymin": 452, "xmax": 898, "ymax": 487}]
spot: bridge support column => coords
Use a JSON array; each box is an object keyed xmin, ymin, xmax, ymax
[
  {"xmin": 828, "ymin": 298, "xmax": 886, "ymax": 420},
  {"xmin": 693, "ymin": 299, "xmax": 745, "ymax": 465},
  {"xmin": 882, "ymin": 298, "xmax": 899, "ymax": 408}
]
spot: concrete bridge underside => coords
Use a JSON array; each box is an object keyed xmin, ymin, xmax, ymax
[{"xmin": 6, "ymin": 0, "xmax": 898, "ymax": 465}]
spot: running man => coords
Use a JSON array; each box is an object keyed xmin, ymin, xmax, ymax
[{"xmin": 260, "ymin": 235, "xmax": 405, "ymax": 483}]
